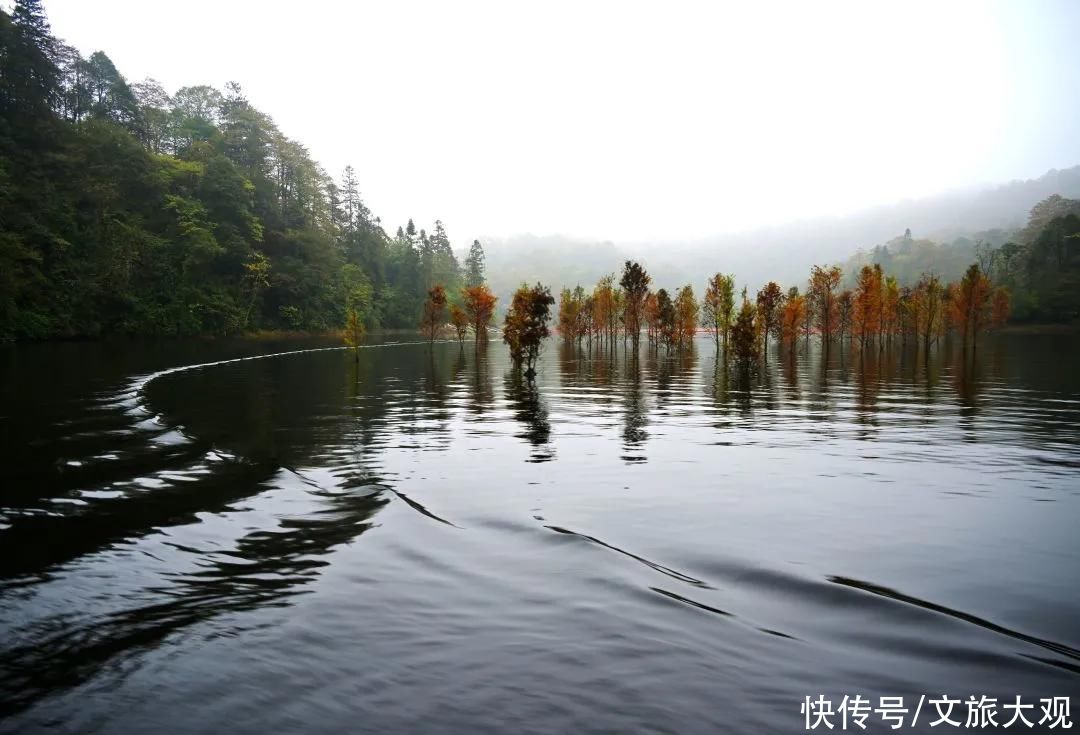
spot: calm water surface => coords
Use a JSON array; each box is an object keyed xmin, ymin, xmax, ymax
[{"xmin": 1, "ymin": 333, "xmax": 1078, "ymax": 733}]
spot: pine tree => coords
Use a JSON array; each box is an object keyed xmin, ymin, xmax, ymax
[
  {"xmin": 465, "ymin": 239, "xmax": 485, "ymax": 287},
  {"xmin": 341, "ymin": 165, "xmax": 360, "ymax": 229},
  {"xmin": 619, "ymin": 261, "xmax": 650, "ymax": 350},
  {"xmin": 5, "ymin": 0, "xmax": 58, "ymax": 128}
]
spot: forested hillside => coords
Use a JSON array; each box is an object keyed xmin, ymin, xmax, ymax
[
  {"xmin": 1, "ymin": 0, "xmax": 1076, "ymax": 341},
  {"xmin": 0, "ymin": 0, "xmax": 479, "ymax": 339},
  {"xmin": 841, "ymin": 196, "xmax": 1080, "ymax": 322}
]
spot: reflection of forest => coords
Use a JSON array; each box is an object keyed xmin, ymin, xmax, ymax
[{"xmin": 687, "ymin": 336, "xmax": 1013, "ymax": 443}]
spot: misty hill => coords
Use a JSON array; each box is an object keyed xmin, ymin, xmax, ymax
[{"xmin": 481, "ymin": 165, "xmax": 1080, "ymax": 298}]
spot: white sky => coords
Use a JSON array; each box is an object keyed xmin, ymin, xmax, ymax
[{"xmin": 33, "ymin": 0, "xmax": 1080, "ymax": 243}]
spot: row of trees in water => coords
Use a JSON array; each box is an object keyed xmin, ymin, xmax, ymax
[
  {"xmin": 563, "ymin": 260, "xmax": 1008, "ymax": 367},
  {"xmin": 403, "ymin": 258, "xmax": 1011, "ymax": 377}
]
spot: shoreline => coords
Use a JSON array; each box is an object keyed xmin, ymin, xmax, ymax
[{"xmin": 2, "ymin": 322, "xmax": 1075, "ymax": 347}]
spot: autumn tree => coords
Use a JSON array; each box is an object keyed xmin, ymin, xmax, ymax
[
  {"xmin": 942, "ymin": 282, "xmax": 958, "ymax": 337},
  {"xmin": 754, "ymin": 281, "xmax": 784, "ymax": 363},
  {"xmin": 915, "ymin": 273, "xmax": 942, "ymax": 353},
  {"xmin": 702, "ymin": 272, "xmax": 736, "ymax": 352},
  {"xmin": 643, "ymin": 291, "xmax": 660, "ymax": 344},
  {"xmin": 591, "ymin": 275, "xmax": 619, "ymax": 346},
  {"xmin": 558, "ymin": 286, "xmax": 588, "ymax": 343},
  {"xmin": 462, "ymin": 284, "xmax": 497, "ymax": 345},
  {"xmin": 581, "ymin": 295, "xmax": 595, "ymax": 345},
  {"xmin": 780, "ymin": 287, "xmax": 806, "ymax": 351},
  {"xmin": 949, "ymin": 264, "xmax": 993, "ymax": 354},
  {"xmin": 853, "ymin": 265, "xmax": 882, "ymax": 349},
  {"xmin": 674, "ymin": 284, "xmax": 699, "ymax": 350},
  {"xmin": 836, "ymin": 289, "xmax": 854, "ymax": 346},
  {"xmin": 619, "ymin": 261, "xmax": 651, "ymax": 349},
  {"xmin": 449, "ymin": 303, "xmax": 469, "ymax": 344},
  {"xmin": 503, "ymin": 283, "xmax": 555, "ymax": 377},
  {"xmin": 808, "ymin": 265, "xmax": 842, "ymax": 346},
  {"xmin": 420, "ymin": 284, "xmax": 448, "ymax": 343}
]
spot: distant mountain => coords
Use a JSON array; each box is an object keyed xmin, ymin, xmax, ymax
[{"xmin": 478, "ymin": 165, "xmax": 1080, "ymax": 299}]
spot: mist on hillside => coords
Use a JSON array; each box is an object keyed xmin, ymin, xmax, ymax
[
  {"xmin": 479, "ymin": 166, "xmax": 1080, "ymax": 300},
  {"xmin": 40, "ymin": 0, "xmax": 1080, "ymax": 246}
]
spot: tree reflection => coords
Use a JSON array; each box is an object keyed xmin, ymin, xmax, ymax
[
  {"xmin": 621, "ymin": 354, "xmax": 649, "ymax": 463},
  {"xmin": 853, "ymin": 347, "xmax": 882, "ymax": 438},
  {"xmin": 782, "ymin": 349, "xmax": 800, "ymax": 402},
  {"xmin": 706, "ymin": 354, "xmax": 732, "ymax": 406},
  {"xmin": 468, "ymin": 341, "xmax": 496, "ymax": 415},
  {"xmin": 504, "ymin": 371, "xmax": 553, "ymax": 462},
  {"xmin": 950, "ymin": 345, "xmax": 983, "ymax": 417},
  {"xmin": 653, "ymin": 347, "xmax": 695, "ymax": 413}
]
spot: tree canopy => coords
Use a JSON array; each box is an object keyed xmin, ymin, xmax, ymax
[{"xmin": 0, "ymin": 1, "xmax": 472, "ymax": 339}]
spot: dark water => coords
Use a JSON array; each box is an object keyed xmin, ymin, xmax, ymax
[{"xmin": 1, "ymin": 333, "xmax": 1078, "ymax": 733}]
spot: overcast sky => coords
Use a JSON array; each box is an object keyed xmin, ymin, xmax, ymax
[{"xmin": 34, "ymin": 0, "xmax": 1080, "ymax": 243}]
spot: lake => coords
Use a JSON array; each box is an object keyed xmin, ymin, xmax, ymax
[{"xmin": 1, "ymin": 332, "xmax": 1077, "ymax": 733}]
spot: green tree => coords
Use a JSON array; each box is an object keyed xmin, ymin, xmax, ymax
[
  {"xmin": 503, "ymin": 283, "xmax": 555, "ymax": 377},
  {"xmin": 464, "ymin": 239, "xmax": 485, "ymax": 287},
  {"xmin": 730, "ymin": 296, "xmax": 758, "ymax": 369},
  {"xmin": 619, "ymin": 260, "xmax": 650, "ymax": 349},
  {"xmin": 343, "ymin": 308, "xmax": 365, "ymax": 360},
  {"xmin": 701, "ymin": 273, "xmax": 735, "ymax": 352},
  {"xmin": 655, "ymin": 288, "xmax": 675, "ymax": 348}
]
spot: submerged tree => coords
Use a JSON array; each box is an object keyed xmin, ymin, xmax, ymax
[
  {"xmin": 809, "ymin": 265, "xmax": 842, "ymax": 346},
  {"xmin": 755, "ymin": 281, "xmax": 784, "ymax": 363},
  {"xmin": 449, "ymin": 303, "xmax": 469, "ymax": 344},
  {"xmin": 655, "ymin": 288, "xmax": 676, "ymax": 349},
  {"xmin": 702, "ymin": 273, "xmax": 736, "ymax": 352},
  {"xmin": 619, "ymin": 261, "xmax": 651, "ymax": 349},
  {"xmin": 836, "ymin": 289, "xmax": 854, "ymax": 346},
  {"xmin": 780, "ymin": 287, "xmax": 806, "ymax": 352},
  {"xmin": 915, "ymin": 272, "xmax": 943, "ymax": 352},
  {"xmin": 558, "ymin": 286, "xmax": 588, "ymax": 343},
  {"xmin": 420, "ymin": 284, "xmax": 448, "ymax": 343},
  {"xmin": 591, "ymin": 274, "xmax": 621, "ymax": 346},
  {"xmin": 853, "ymin": 264, "xmax": 882, "ymax": 349},
  {"xmin": 343, "ymin": 308, "xmax": 365, "ymax": 361},
  {"xmin": 643, "ymin": 291, "xmax": 660, "ymax": 344},
  {"xmin": 730, "ymin": 295, "xmax": 758, "ymax": 369},
  {"xmin": 674, "ymin": 284, "xmax": 699, "ymax": 350},
  {"xmin": 503, "ymin": 283, "xmax": 555, "ymax": 378},
  {"xmin": 949, "ymin": 264, "xmax": 993, "ymax": 353},
  {"xmin": 462, "ymin": 284, "xmax": 497, "ymax": 345}
]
